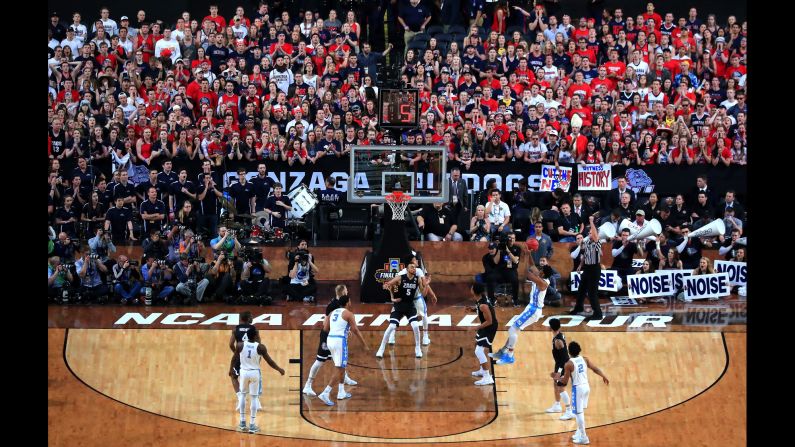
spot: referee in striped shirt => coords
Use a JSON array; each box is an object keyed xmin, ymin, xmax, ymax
[{"xmin": 570, "ymin": 215, "xmax": 603, "ymax": 320}]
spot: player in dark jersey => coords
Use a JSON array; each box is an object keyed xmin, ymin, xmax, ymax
[
  {"xmin": 546, "ymin": 318, "xmax": 575, "ymax": 420},
  {"xmin": 470, "ymin": 282, "xmax": 497, "ymax": 386},
  {"xmin": 228, "ymin": 311, "xmax": 259, "ymax": 403},
  {"xmin": 376, "ymin": 263, "xmax": 424, "ymax": 358},
  {"xmin": 302, "ymin": 284, "xmax": 358, "ymax": 396}
]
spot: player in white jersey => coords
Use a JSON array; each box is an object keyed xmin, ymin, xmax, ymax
[
  {"xmin": 555, "ymin": 341, "xmax": 610, "ymax": 445},
  {"xmin": 234, "ymin": 330, "xmax": 285, "ymax": 433},
  {"xmin": 390, "ymin": 254, "xmax": 438, "ymax": 345},
  {"xmin": 492, "ymin": 265, "xmax": 553, "ymax": 365},
  {"xmin": 317, "ymin": 295, "xmax": 369, "ymax": 406}
]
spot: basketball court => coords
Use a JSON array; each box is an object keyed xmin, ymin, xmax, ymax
[{"xmin": 49, "ymin": 145, "xmax": 746, "ymax": 446}]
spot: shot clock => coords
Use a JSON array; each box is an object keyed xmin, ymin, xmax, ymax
[{"xmin": 379, "ymin": 89, "xmax": 419, "ymax": 128}]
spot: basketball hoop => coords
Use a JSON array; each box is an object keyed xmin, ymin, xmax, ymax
[{"xmin": 384, "ymin": 191, "xmax": 411, "ymax": 220}]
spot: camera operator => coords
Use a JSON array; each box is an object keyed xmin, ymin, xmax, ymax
[
  {"xmin": 88, "ymin": 227, "xmax": 117, "ymax": 273},
  {"xmin": 211, "ymin": 226, "xmax": 242, "ymax": 258},
  {"xmin": 75, "ymin": 251, "xmax": 109, "ymax": 303},
  {"xmin": 48, "ymin": 255, "xmax": 74, "ymax": 302},
  {"xmin": 174, "ymin": 253, "xmax": 210, "ymax": 303},
  {"xmin": 486, "ymin": 233, "xmax": 522, "ymax": 306},
  {"xmin": 416, "ymin": 202, "xmax": 464, "ymax": 241},
  {"xmin": 178, "ymin": 229, "xmax": 205, "ymax": 260},
  {"xmin": 140, "ymin": 254, "xmax": 175, "ymax": 305},
  {"xmin": 287, "ymin": 248, "xmax": 319, "ymax": 302},
  {"xmin": 112, "ymin": 255, "xmax": 143, "ymax": 305},
  {"xmin": 240, "ymin": 250, "xmax": 273, "ymax": 303},
  {"xmin": 206, "ymin": 251, "xmax": 238, "ymax": 303},
  {"xmin": 142, "ymin": 228, "xmax": 169, "ymax": 261},
  {"xmin": 52, "ymin": 231, "xmax": 78, "ymax": 263},
  {"xmin": 104, "ymin": 196, "xmax": 137, "ymax": 243}
]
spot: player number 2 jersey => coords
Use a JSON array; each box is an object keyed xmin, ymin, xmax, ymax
[
  {"xmin": 240, "ymin": 341, "xmax": 260, "ymax": 371},
  {"xmin": 571, "ymin": 356, "xmax": 588, "ymax": 387}
]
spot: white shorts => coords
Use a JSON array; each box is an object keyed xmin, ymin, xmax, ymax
[
  {"xmin": 512, "ymin": 303, "xmax": 543, "ymax": 331},
  {"xmin": 327, "ymin": 335, "xmax": 348, "ymax": 368},
  {"xmin": 414, "ymin": 295, "xmax": 427, "ymax": 316},
  {"xmin": 571, "ymin": 383, "xmax": 590, "ymax": 414},
  {"xmin": 239, "ymin": 369, "xmax": 262, "ymax": 396}
]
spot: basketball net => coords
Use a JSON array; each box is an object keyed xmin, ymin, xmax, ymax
[{"xmin": 384, "ymin": 191, "xmax": 411, "ymax": 220}]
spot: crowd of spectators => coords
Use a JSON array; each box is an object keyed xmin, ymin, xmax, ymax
[{"xmin": 48, "ymin": 1, "xmax": 747, "ymax": 305}]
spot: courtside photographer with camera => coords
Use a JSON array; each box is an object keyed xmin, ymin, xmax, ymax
[
  {"xmin": 174, "ymin": 253, "xmax": 210, "ymax": 304},
  {"xmin": 239, "ymin": 247, "xmax": 273, "ymax": 305},
  {"xmin": 112, "ymin": 255, "xmax": 143, "ymax": 305},
  {"xmin": 287, "ymin": 240, "xmax": 319, "ymax": 302}
]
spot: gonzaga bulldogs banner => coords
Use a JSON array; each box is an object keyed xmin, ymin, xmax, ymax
[
  {"xmin": 684, "ymin": 273, "xmax": 731, "ymax": 300},
  {"xmin": 570, "ymin": 270, "xmax": 622, "ymax": 292},
  {"xmin": 577, "ymin": 164, "xmax": 612, "ymax": 191},
  {"xmin": 94, "ymin": 158, "xmax": 745, "ymax": 199},
  {"xmin": 714, "ymin": 260, "xmax": 747, "ymax": 286}
]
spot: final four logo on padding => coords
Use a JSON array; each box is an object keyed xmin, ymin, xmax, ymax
[{"xmin": 374, "ymin": 258, "xmax": 405, "ymax": 283}]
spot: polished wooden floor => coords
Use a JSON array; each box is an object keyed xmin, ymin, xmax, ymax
[
  {"xmin": 50, "ymin": 327, "xmax": 744, "ymax": 446},
  {"xmin": 49, "ymin": 242, "xmax": 746, "ymax": 446}
]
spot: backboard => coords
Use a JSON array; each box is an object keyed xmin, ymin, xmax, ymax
[{"xmin": 348, "ymin": 145, "xmax": 448, "ymax": 204}]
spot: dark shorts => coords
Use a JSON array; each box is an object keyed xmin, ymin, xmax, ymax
[
  {"xmin": 554, "ymin": 362, "xmax": 567, "ymax": 386},
  {"xmin": 475, "ymin": 327, "xmax": 497, "ymax": 348},
  {"xmin": 317, "ymin": 330, "xmax": 331, "ymax": 362},
  {"xmin": 230, "ymin": 358, "xmax": 241, "ymax": 378},
  {"xmin": 389, "ymin": 306, "xmax": 419, "ymax": 326}
]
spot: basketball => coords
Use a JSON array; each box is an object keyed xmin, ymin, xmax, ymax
[{"xmin": 526, "ymin": 238, "xmax": 539, "ymax": 252}]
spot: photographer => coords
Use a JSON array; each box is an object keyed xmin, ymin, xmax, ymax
[
  {"xmin": 178, "ymin": 229, "xmax": 204, "ymax": 260},
  {"xmin": 52, "ymin": 231, "xmax": 78, "ymax": 263},
  {"xmin": 75, "ymin": 251, "xmax": 110, "ymax": 303},
  {"xmin": 240, "ymin": 250, "xmax": 273, "ymax": 303},
  {"xmin": 206, "ymin": 251, "xmax": 238, "ymax": 303},
  {"xmin": 211, "ymin": 226, "xmax": 242, "ymax": 258},
  {"xmin": 287, "ymin": 248, "xmax": 319, "ymax": 302},
  {"xmin": 88, "ymin": 227, "xmax": 117, "ymax": 273},
  {"xmin": 174, "ymin": 253, "xmax": 210, "ymax": 303},
  {"xmin": 486, "ymin": 233, "xmax": 522, "ymax": 306},
  {"xmin": 140, "ymin": 255, "xmax": 175, "ymax": 305},
  {"xmin": 142, "ymin": 228, "xmax": 169, "ymax": 261},
  {"xmin": 416, "ymin": 202, "xmax": 463, "ymax": 241},
  {"xmin": 48, "ymin": 256, "xmax": 74, "ymax": 302},
  {"xmin": 112, "ymin": 255, "xmax": 143, "ymax": 305}
]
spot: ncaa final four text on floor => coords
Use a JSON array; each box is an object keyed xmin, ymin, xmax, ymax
[{"xmin": 113, "ymin": 312, "xmax": 673, "ymax": 328}]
